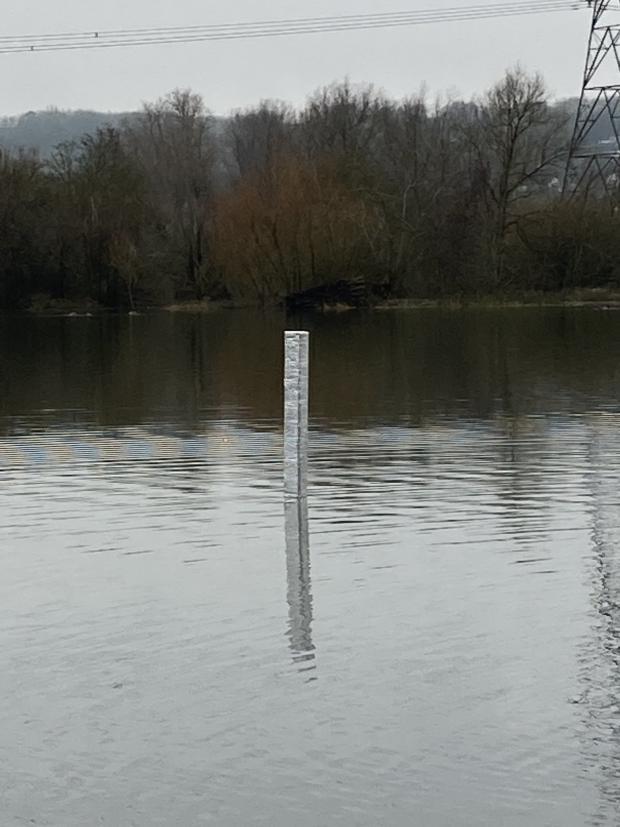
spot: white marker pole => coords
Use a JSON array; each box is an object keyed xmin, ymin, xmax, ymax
[{"xmin": 284, "ymin": 331, "xmax": 309, "ymax": 498}]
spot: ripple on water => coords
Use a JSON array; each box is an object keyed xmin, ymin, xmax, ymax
[{"xmin": 1, "ymin": 410, "xmax": 620, "ymax": 823}]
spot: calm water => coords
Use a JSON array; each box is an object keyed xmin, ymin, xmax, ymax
[{"xmin": 2, "ymin": 308, "xmax": 620, "ymax": 825}]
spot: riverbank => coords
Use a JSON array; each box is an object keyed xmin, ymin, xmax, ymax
[
  {"xmin": 377, "ymin": 288, "xmax": 620, "ymax": 310},
  {"xmin": 19, "ymin": 287, "xmax": 620, "ymax": 316},
  {"xmin": 164, "ymin": 288, "xmax": 620, "ymax": 313}
]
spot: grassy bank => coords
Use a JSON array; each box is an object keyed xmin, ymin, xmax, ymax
[
  {"xmin": 377, "ymin": 288, "xmax": 620, "ymax": 310},
  {"xmin": 21, "ymin": 287, "xmax": 620, "ymax": 316}
]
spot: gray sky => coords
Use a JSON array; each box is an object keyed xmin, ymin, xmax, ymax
[{"xmin": 3, "ymin": 0, "xmax": 588, "ymax": 116}]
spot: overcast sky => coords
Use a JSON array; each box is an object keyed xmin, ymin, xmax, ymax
[{"xmin": 3, "ymin": 0, "xmax": 589, "ymax": 116}]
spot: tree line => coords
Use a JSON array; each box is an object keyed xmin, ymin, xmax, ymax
[{"xmin": 1, "ymin": 68, "xmax": 619, "ymax": 311}]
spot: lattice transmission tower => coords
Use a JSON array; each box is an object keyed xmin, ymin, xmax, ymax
[{"xmin": 564, "ymin": 0, "xmax": 620, "ymax": 199}]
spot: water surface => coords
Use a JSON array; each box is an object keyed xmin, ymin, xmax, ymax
[{"xmin": 2, "ymin": 308, "xmax": 620, "ymax": 825}]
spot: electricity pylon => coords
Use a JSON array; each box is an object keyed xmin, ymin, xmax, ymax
[{"xmin": 564, "ymin": 0, "xmax": 620, "ymax": 199}]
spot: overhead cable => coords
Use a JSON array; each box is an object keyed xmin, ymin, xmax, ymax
[{"xmin": 0, "ymin": 1, "xmax": 582, "ymax": 55}]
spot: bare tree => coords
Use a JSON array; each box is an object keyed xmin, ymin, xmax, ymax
[
  {"xmin": 126, "ymin": 89, "xmax": 215, "ymax": 299},
  {"xmin": 49, "ymin": 128, "xmax": 147, "ymax": 306},
  {"xmin": 301, "ymin": 80, "xmax": 385, "ymax": 164},
  {"xmin": 462, "ymin": 67, "xmax": 569, "ymax": 285},
  {"xmin": 226, "ymin": 100, "xmax": 295, "ymax": 180}
]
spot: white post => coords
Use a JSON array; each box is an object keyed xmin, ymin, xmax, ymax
[{"xmin": 284, "ymin": 331, "xmax": 309, "ymax": 498}]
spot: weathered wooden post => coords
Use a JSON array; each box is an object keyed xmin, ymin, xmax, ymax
[{"xmin": 284, "ymin": 331, "xmax": 309, "ymax": 498}]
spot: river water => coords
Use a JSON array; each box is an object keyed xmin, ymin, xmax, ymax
[{"xmin": 1, "ymin": 307, "xmax": 620, "ymax": 826}]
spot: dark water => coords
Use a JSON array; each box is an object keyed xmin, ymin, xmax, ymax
[{"xmin": 2, "ymin": 307, "xmax": 620, "ymax": 825}]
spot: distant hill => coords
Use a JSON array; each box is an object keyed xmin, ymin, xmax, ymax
[
  {"xmin": 0, "ymin": 108, "xmax": 230, "ymax": 158},
  {"xmin": 0, "ymin": 109, "xmax": 133, "ymax": 157},
  {"xmin": 0, "ymin": 98, "xmax": 614, "ymax": 160}
]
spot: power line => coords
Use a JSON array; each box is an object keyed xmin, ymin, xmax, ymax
[
  {"xmin": 0, "ymin": 1, "xmax": 579, "ymax": 41},
  {"xmin": 0, "ymin": 1, "xmax": 582, "ymax": 55}
]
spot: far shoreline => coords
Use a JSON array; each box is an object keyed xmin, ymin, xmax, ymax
[{"xmin": 12, "ymin": 288, "xmax": 620, "ymax": 317}]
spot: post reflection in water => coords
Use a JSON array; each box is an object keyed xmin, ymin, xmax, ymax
[{"xmin": 284, "ymin": 496, "xmax": 315, "ymax": 674}]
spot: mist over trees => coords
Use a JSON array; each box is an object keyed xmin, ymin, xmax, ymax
[
  {"xmin": 1, "ymin": 69, "xmax": 619, "ymax": 311},
  {"xmin": 0, "ymin": 109, "xmax": 130, "ymax": 158}
]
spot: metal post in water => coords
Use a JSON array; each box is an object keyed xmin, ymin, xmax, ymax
[{"xmin": 284, "ymin": 331, "xmax": 309, "ymax": 498}]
